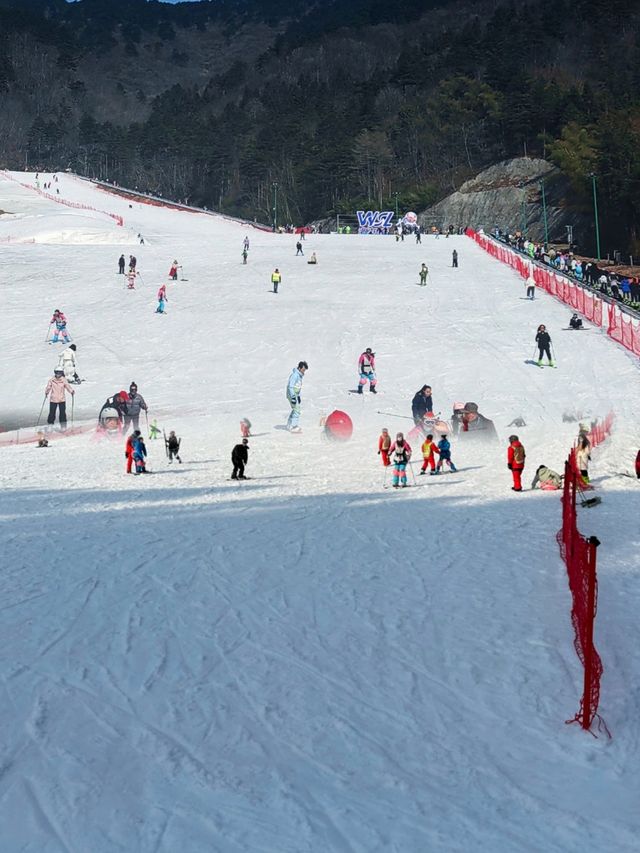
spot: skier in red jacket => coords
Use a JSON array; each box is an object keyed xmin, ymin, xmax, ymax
[
  {"xmin": 507, "ymin": 435, "xmax": 526, "ymax": 491},
  {"xmin": 125, "ymin": 430, "xmax": 141, "ymax": 474},
  {"xmin": 378, "ymin": 428, "xmax": 391, "ymax": 466}
]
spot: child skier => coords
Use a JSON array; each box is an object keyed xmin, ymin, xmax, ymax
[
  {"xmin": 435, "ymin": 435, "xmax": 457, "ymax": 473},
  {"xmin": 357, "ymin": 348, "xmax": 377, "ymax": 393},
  {"xmin": 535, "ymin": 324, "xmax": 554, "ymax": 366},
  {"xmin": 125, "ymin": 430, "xmax": 139, "ymax": 474},
  {"xmin": 149, "ymin": 419, "xmax": 161, "ymax": 440},
  {"xmin": 50, "ymin": 309, "xmax": 70, "ymax": 344},
  {"xmin": 420, "ymin": 433, "xmax": 439, "ymax": 474},
  {"xmin": 378, "ymin": 428, "xmax": 391, "ymax": 466},
  {"xmin": 169, "ymin": 260, "xmax": 179, "ymax": 280},
  {"xmin": 240, "ymin": 418, "xmax": 251, "ymax": 438},
  {"xmin": 156, "ymin": 284, "xmax": 168, "ymax": 314},
  {"xmin": 166, "ymin": 431, "xmax": 182, "ymax": 464},
  {"xmin": 419, "ymin": 263, "xmax": 429, "ymax": 285},
  {"xmin": 127, "ymin": 269, "xmax": 136, "ymax": 290},
  {"xmin": 388, "ymin": 433, "xmax": 412, "ymax": 488},
  {"xmin": 507, "ymin": 435, "xmax": 526, "ymax": 491},
  {"xmin": 242, "ymin": 249, "xmax": 248, "ymax": 264},
  {"xmin": 133, "ymin": 432, "xmax": 148, "ymax": 474},
  {"xmin": 57, "ymin": 343, "xmax": 80, "ymax": 383}
]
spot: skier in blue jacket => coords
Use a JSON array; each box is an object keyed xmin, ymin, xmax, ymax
[
  {"xmin": 286, "ymin": 361, "xmax": 308, "ymax": 432},
  {"xmin": 434, "ymin": 435, "xmax": 457, "ymax": 474}
]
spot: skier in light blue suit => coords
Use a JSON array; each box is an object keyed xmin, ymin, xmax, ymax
[{"xmin": 286, "ymin": 361, "xmax": 308, "ymax": 432}]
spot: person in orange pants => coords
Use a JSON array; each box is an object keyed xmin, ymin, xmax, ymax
[
  {"xmin": 507, "ymin": 434, "xmax": 526, "ymax": 491},
  {"xmin": 378, "ymin": 428, "xmax": 391, "ymax": 466}
]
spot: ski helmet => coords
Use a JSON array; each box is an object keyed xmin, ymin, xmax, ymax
[
  {"xmin": 463, "ymin": 402, "xmax": 478, "ymax": 413},
  {"xmin": 298, "ymin": 361, "xmax": 308, "ymax": 370},
  {"xmin": 134, "ymin": 430, "xmax": 141, "ymax": 436},
  {"xmin": 365, "ymin": 348, "xmax": 373, "ymax": 354},
  {"xmin": 54, "ymin": 369, "xmax": 64, "ymax": 376},
  {"xmin": 69, "ymin": 344, "xmax": 77, "ymax": 351},
  {"xmin": 509, "ymin": 435, "xmax": 519, "ymax": 442}
]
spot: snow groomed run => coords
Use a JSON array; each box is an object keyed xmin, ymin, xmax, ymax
[{"xmin": 1, "ymin": 171, "xmax": 639, "ymax": 853}]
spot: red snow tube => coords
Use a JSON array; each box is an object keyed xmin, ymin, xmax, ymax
[{"xmin": 325, "ymin": 410, "xmax": 353, "ymax": 441}]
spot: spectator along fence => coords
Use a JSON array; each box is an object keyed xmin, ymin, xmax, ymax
[
  {"xmin": 557, "ymin": 413, "xmax": 614, "ymax": 736},
  {"xmin": 466, "ymin": 229, "xmax": 640, "ymax": 358}
]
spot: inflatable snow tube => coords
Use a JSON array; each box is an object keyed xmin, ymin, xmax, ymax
[{"xmin": 324, "ymin": 409, "xmax": 353, "ymax": 441}]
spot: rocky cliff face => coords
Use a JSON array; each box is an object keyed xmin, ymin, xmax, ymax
[{"xmin": 419, "ymin": 158, "xmax": 589, "ymax": 244}]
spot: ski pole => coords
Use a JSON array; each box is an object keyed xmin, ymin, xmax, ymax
[
  {"xmin": 44, "ymin": 323, "xmax": 52, "ymax": 343},
  {"xmin": 145, "ymin": 410, "xmax": 149, "ymax": 434},
  {"xmin": 382, "ymin": 465, "xmax": 388, "ymax": 488},
  {"xmin": 36, "ymin": 395, "xmax": 47, "ymax": 426},
  {"xmin": 375, "ymin": 410, "xmax": 415, "ymax": 421},
  {"xmin": 71, "ymin": 394, "xmax": 75, "ymax": 427},
  {"xmin": 532, "ymin": 345, "xmax": 538, "ymax": 361},
  {"xmin": 409, "ymin": 462, "xmax": 417, "ymax": 485}
]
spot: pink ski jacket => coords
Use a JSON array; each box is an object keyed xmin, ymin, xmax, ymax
[{"xmin": 45, "ymin": 376, "xmax": 74, "ymax": 402}]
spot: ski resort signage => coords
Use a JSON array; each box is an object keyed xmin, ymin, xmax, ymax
[{"xmin": 357, "ymin": 210, "xmax": 394, "ymax": 234}]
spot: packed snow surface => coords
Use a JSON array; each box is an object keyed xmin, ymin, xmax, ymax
[{"xmin": 1, "ymin": 172, "xmax": 639, "ymax": 852}]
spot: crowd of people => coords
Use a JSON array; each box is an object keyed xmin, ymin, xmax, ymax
[{"xmin": 494, "ymin": 229, "xmax": 640, "ymax": 312}]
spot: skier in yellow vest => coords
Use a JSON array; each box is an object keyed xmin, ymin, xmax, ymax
[{"xmin": 271, "ymin": 268, "xmax": 282, "ymax": 293}]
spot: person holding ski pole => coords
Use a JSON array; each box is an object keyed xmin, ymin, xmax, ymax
[
  {"xmin": 535, "ymin": 324, "xmax": 554, "ymax": 367},
  {"xmin": 44, "ymin": 368, "xmax": 75, "ymax": 429},
  {"xmin": 50, "ymin": 309, "xmax": 70, "ymax": 344},
  {"xmin": 507, "ymin": 434, "xmax": 526, "ymax": 491},
  {"xmin": 169, "ymin": 260, "xmax": 179, "ymax": 280},
  {"xmin": 357, "ymin": 348, "xmax": 377, "ymax": 394},
  {"xmin": 124, "ymin": 382, "xmax": 148, "ymax": 432},
  {"xmin": 388, "ymin": 433, "xmax": 412, "ymax": 488}
]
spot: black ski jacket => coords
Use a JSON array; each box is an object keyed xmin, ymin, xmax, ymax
[
  {"xmin": 231, "ymin": 444, "xmax": 248, "ymax": 465},
  {"xmin": 536, "ymin": 331, "xmax": 551, "ymax": 348}
]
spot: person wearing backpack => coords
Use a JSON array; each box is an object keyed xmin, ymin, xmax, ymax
[{"xmin": 507, "ymin": 435, "xmax": 526, "ymax": 491}]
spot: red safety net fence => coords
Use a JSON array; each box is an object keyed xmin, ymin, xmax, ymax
[
  {"xmin": 466, "ymin": 229, "xmax": 640, "ymax": 355},
  {"xmin": 556, "ymin": 413, "xmax": 614, "ymax": 736},
  {"xmin": 0, "ymin": 171, "xmax": 124, "ymax": 227}
]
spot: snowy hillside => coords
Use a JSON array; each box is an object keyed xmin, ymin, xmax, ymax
[{"xmin": 1, "ymin": 172, "xmax": 639, "ymax": 853}]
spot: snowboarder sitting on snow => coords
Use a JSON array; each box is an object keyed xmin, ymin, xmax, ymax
[
  {"xmin": 535, "ymin": 324, "xmax": 554, "ymax": 366},
  {"xmin": 357, "ymin": 348, "xmax": 377, "ymax": 394},
  {"xmin": 419, "ymin": 263, "xmax": 428, "ymax": 285},
  {"xmin": 531, "ymin": 465, "xmax": 562, "ymax": 490},
  {"xmin": 411, "ymin": 385, "xmax": 433, "ymax": 425},
  {"xmin": 166, "ymin": 430, "xmax": 182, "ymax": 464},
  {"xmin": 378, "ymin": 428, "xmax": 391, "ymax": 467},
  {"xmin": 57, "ymin": 343, "xmax": 80, "ymax": 383},
  {"xmin": 507, "ymin": 435, "xmax": 525, "ymax": 491},
  {"xmin": 435, "ymin": 435, "xmax": 457, "ymax": 473},
  {"xmin": 388, "ymin": 433, "xmax": 412, "ymax": 488},
  {"xmin": 124, "ymin": 382, "xmax": 148, "ymax": 433},
  {"xmin": 50, "ymin": 309, "xmax": 70, "ymax": 343},
  {"xmin": 420, "ymin": 433, "xmax": 440, "ymax": 474},
  {"xmin": 231, "ymin": 438, "xmax": 249, "ymax": 479},
  {"xmin": 36, "ymin": 431, "xmax": 49, "ymax": 448},
  {"xmin": 569, "ymin": 313, "xmax": 583, "ymax": 329},
  {"xmin": 307, "ymin": 252, "xmax": 318, "ymax": 265}
]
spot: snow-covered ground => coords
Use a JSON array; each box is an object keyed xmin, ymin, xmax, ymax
[{"xmin": 1, "ymin": 172, "xmax": 639, "ymax": 852}]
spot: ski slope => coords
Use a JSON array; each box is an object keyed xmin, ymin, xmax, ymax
[{"xmin": 1, "ymin": 172, "xmax": 639, "ymax": 853}]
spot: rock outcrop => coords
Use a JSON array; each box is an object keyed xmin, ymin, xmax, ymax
[{"xmin": 419, "ymin": 158, "xmax": 588, "ymax": 243}]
